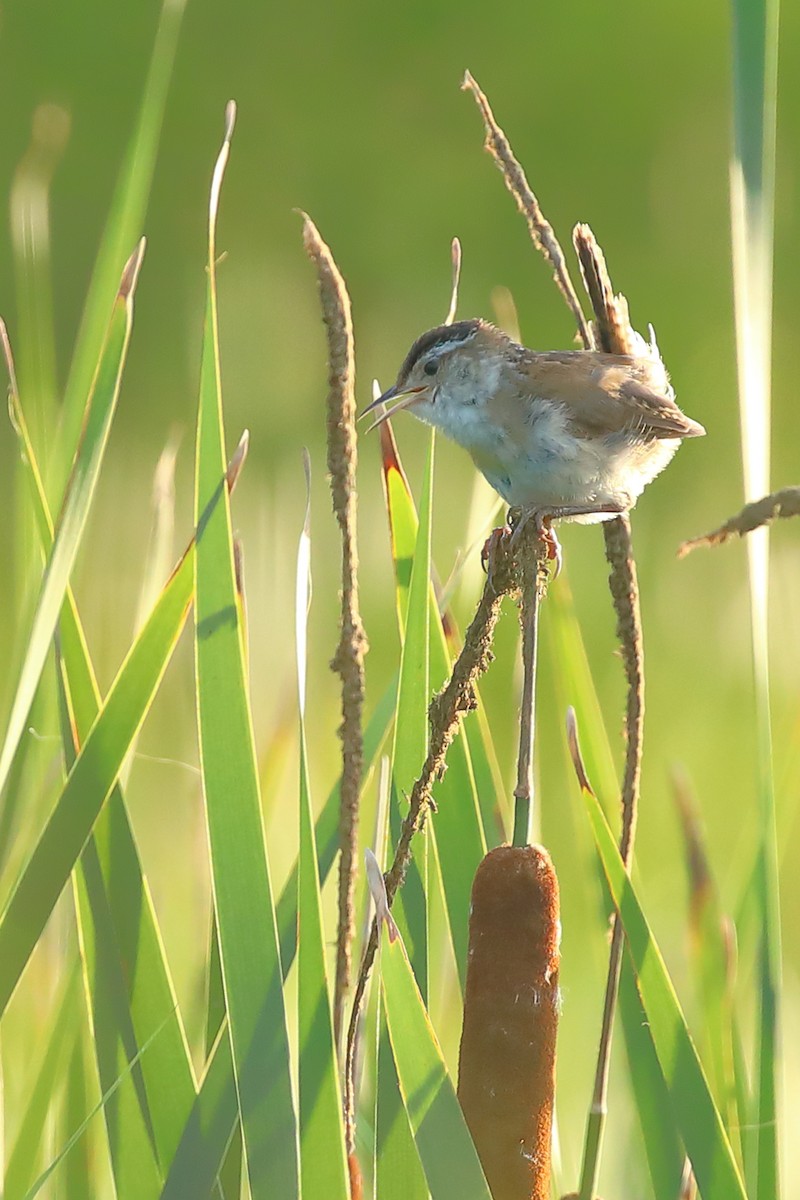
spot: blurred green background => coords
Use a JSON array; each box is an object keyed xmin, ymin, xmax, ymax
[{"xmin": 0, "ymin": 0, "xmax": 798, "ymax": 1192}]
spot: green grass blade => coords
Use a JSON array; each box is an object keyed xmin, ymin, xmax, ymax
[
  {"xmin": 276, "ymin": 675, "xmax": 396, "ymax": 974},
  {"xmin": 71, "ymin": 840, "xmax": 165, "ymax": 1197},
  {"xmin": 674, "ymin": 775, "xmax": 742, "ymax": 1164},
  {"xmin": 62, "ymin": 1030, "xmax": 94, "ymax": 1198},
  {"xmin": 193, "ymin": 105, "xmax": 298, "ymax": 1198},
  {"xmin": 203, "ymin": 916, "xmax": 242, "ymax": 1199},
  {"xmin": 295, "ymin": 479, "xmax": 349, "ymax": 1200},
  {"xmin": 0, "ymin": 242, "xmax": 144, "ymax": 805},
  {"xmin": 617, "ymin": 960, "xmax": 683, "ymax": 1200},
  {"xmin": 159, "ymin": 1027, "xmax": 239, "ymax": 1200},
  {"xmin": 23, "ymin": 1015, "xmax": 175, "ymax": 1200},
  {"xmin": 375, "ymin": 1014, "xmax": 429, "ymax": 1200},
  {"xmin": 54, "ymin": 0, "xmax": 185, "ymax": 495},
  {"xmin": 381, "ymin": 933, "xmax": 492, "ymax": 1200},
  {"xmin": 730, "ymin": 1, "xmax": 781, "ymax": 1195},
  {"xmin": 548, "ymin": 576, "xmax": 683, "ymax": 1196},
  {"xmin": 4, "ymin": 966, "xmax": 81, "ymax": 1200},
  {"xmin": 381, "ymin": 424, "xmax": 487, "ymax": 989},
  {"xmin": 581, "ymin": 783, "xmax": 747, "ymax": 1200},
  {"xmin": 182, "ymin": 678, "xmax": 396, "ymax": 1194},
  {"xmin": 10, "ymin": 347, "xmax": 198, "ymax": 1187},
  {"xmin": 0, "ymin": 543, "xmax": 192, "ymax": 1020},
  {"xmin": 9, "ymin": 102, "xmax": 67, "ymax": 465},
  {"xmin": 388, "ymin": 428, "xmax": 434, "ymax": 999}
]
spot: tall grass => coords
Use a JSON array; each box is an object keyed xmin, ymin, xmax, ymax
[{"xmin": 0, "ymin": 9, "xmax": 789, "ymax": 1200}]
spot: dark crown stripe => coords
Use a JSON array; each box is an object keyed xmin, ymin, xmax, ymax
[{"xmin": 398, "ymin": 319, "xmax": 483, "ymax": 382}]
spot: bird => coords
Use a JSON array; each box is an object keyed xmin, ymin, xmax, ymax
[{"xmin": 363, "ymin": 318, "xmax": 705, "ymax": 541}]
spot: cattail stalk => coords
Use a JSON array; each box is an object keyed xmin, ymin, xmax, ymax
[{"xmin": 458, "ymin": 845, "xmax": 560, "ymax": 1200}]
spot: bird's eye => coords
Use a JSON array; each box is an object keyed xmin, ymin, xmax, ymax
[{"xmin": 423, "ymin": 360, "xmax": 438, "ymax": 376}]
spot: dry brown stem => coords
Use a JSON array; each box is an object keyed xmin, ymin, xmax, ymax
[
  {"xmin": 463, "ymin": 72, "xmax": 646, "ymax": 1195},
  {"xmin": 302, "ymin": 214, "xmax": 368, "ymax": 1061},
  {"xmin": 344, "ymin": 529, "xmax": 520, "ymax": 1156},
  {"xmin": 462, "ymin": 71, "xmax": 594, "ymax": 350},
  {"xmin": 571, "ymin": 226, "xmax": 643, "ymax": 1200},
  {"xmin": 677, "ymin": 485, "xmax": 800, "ymax": 556}
]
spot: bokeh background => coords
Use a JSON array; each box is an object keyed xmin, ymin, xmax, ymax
[{"xmin": 0, "ymin": 0, "xmax": 798, "ymax": 1192}]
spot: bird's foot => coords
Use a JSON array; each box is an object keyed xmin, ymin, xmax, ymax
[{"xmin": 508, "ymin": 508, "xmax": 563, "ymax": 577}]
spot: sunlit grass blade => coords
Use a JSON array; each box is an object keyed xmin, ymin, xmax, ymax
[
  {"xmin": 376, "ymin": 1016, "xmax": 429, "ymax": 1200},
  {"xmin": 193, "ymin": 104, "xmax": 298, "ymax": 1198},
  {"xmin": 673, "ymin": 771, "xmax": 742, "ymax": 1165},
  {"xmin": 549, "ymin": 577, "xmax": 683, "ymax": 1196},
  {"xmin": 0, "ymin": 243, "xmax": 144, "ymax": 806},
  {"xmin": 9, "ymin": 340, "xmax": 202, "ymax": 1188},
  {"xmin": 54, "ymin": 0, "xmax": 185, "ymax": 496},
  {"xmin": 62, "ymin": 1029, "xmax": 94, "ymax": 1197},
  {"xmin": 159, "ymin": 1027, "xmax": 239, "ymax": 1200},
  {"xmin": 23, "ymin": 1015, "xmax": 175, "ymax": 1200},
  {"xmin": 0, "ymin": 541, "xmax": 192, "ymax": 1020},
  {"xmin": 381, "ymin": 933, "xmax": 492, "ymax": 1200},
  {"xmin": 730, "ymin": 1, "xmax": 781, "ymax": 1195},
  {"xmin": 204, "ymin": 917, "xmax": 242, "ymax": 1198},
  {"xmin": 580, "ymin": 782, "xmax": 747, "ymax": 1200},
  {"xmin": 380, "ymin": 420, "xmax": 487, "ymax": 988},
  {"xmin": 295, "ymin": 460, "xmax": 349, "ymax": 1200},
  {"xmin": 4, "ymin": 965, "xmax": 81, "ymax": 1200},
  {"xmin": 71, "ymin": 839, "xmax": 165, "ymax": 1197},
  {"xmin": 617, "ymin": 963, "xmax": 683, "ymax": 1200},
  {"xmin": 10, "ymin": 102, "xmax": 69, "ymax": 464},
  {"xmin": 191, "ymin": 678, "xmax": 396, "ymax": 1191},
  {"xmin": 276, "ymin": 675, "xmax": 396, "ymax": 971},
  {"xmin": 387, "ymin": 427, "xmax": 434, "ymax": 998}
]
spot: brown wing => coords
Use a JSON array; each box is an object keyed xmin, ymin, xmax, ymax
[{"xmin": 512, "ymin": 349, "xmax": 705, "ymax": 440}]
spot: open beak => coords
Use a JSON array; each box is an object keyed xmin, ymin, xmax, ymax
[{"xmin": 359, "ymin": 384, "xmax": 429, "ymax": 433}]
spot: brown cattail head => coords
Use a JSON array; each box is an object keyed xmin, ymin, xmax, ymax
[
  {"xmin": 347, "ymin": 1151, "xmax": 363, "ymax": 1200},
  {"xmin": 458, "ymin": 845, "xmax": 560, "ymax": 1200}
]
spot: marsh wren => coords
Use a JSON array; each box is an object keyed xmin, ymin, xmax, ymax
[{"xmin": 364, "ymin": 319, "xmax": 704, "ymax": 533}]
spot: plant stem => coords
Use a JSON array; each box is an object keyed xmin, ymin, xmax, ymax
[
  {"xmin": 513, "ymin": 533, "xmax": 549, "ymax": 846},
  {"xmin": 302, "ymin": 214, "xmax": 368, "ymax": 1063}
]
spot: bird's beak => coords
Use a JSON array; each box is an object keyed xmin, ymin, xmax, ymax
[{"xmin": 359, "ymin": 384, "xmax": 429, "ymax": 433}]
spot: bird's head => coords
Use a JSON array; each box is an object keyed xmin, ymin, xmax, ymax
[{"xmin": 362, "ymin": 318, "xmax": 511, "ymax": 433}]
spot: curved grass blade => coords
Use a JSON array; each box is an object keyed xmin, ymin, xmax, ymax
[
  {"xmin": 581, "ymin": 783, "xmax": 747, "ymax": 1200},
  {"xmin": 295, "ymin": 457, "xmax": 349, "ymax": 1200},
  {"xmin": 193, "ymin": 104, "xmax": 298, "ymax": 1198},
  {"xmin": 54, "ymin": 0, "xmax": 186, "ymax": 495},
  {"xmin": 381, "ymin": 933, "xmax": 492, "ymax": 1200},
  {"xmin": 0, "ymin": 541, "xmax": 192, "ymax": 1020},
  {"xmin": 8, "ymin": 335, "xmax": 203, "ymax": 1188},
  {"xmin": 0, "ymin": 242, "xmax": 145, "ymax": 806}
]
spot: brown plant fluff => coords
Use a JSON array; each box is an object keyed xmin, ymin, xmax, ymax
[{"xmin": 458, "ymin": 845, "xmax": 560, "ymax": 1200}]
